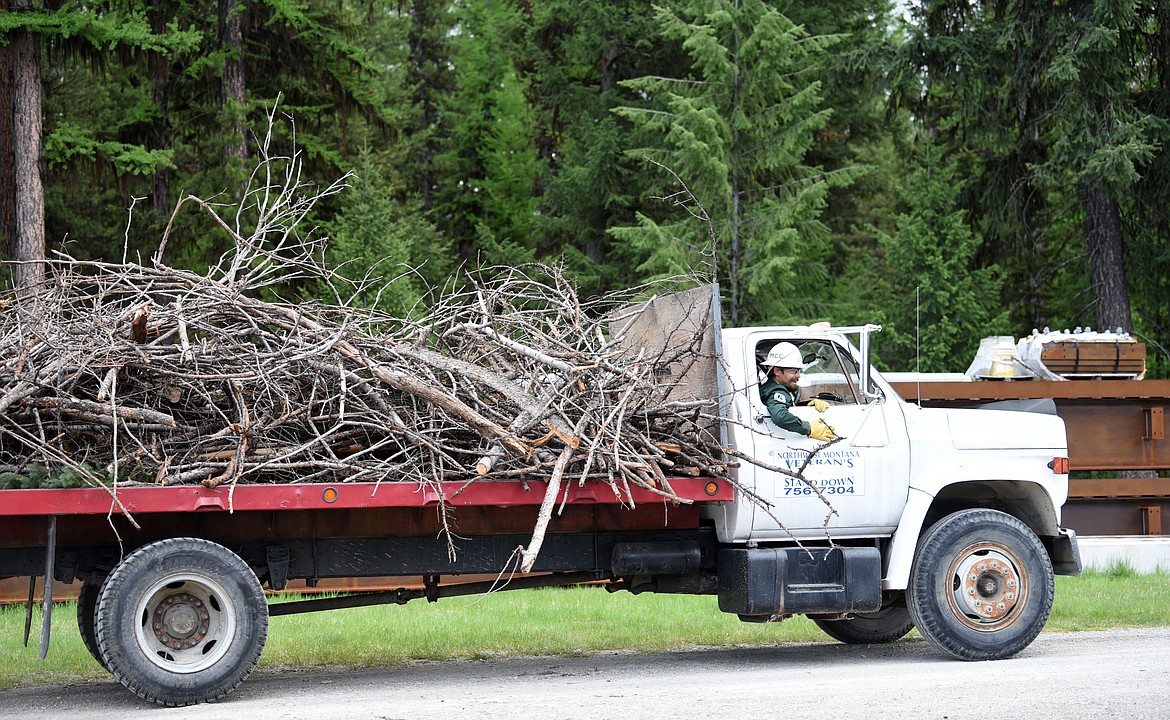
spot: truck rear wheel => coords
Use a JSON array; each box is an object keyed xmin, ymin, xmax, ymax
[
  {"xmin": 812, "ymin": 604, "xmax": 914, "ymax": 645},
  {"xmin": 76, "ymin": 580, "xmax": 110, "ymax": 672},
  {"xmin": 907, "ymin": 509, "xmax": 1053, "ymax": 661},
  {"xmin": 95, "ymin": 538, "xmax": 268, "ymax": 707}
]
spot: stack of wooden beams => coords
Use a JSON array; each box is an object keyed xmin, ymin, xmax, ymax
[{"xmin": 1039, "ymin": 340, "xmax": 1146, "ymax": 378}]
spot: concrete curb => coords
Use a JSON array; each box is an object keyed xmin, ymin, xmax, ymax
[{"xmin": 1078, "ymin": 536, "xmax": 1170, "ymax": 574}]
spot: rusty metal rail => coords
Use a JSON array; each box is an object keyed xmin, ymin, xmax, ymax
[{"xmin": 0, "ymin": 574, "xmax": 505, "ymax": 605}]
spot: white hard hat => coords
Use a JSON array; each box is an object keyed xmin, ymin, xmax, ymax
[{"xmin": 762, "ymin": 342, "xmax": 805, "ymax": 370}]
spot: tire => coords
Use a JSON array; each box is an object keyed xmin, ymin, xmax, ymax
[
  {"xmin": 76, "ymin": 580, "xmax": 110, "ymax": 673},
  {"xmin": 907, "ymin": 509, "xmax": 1054, "ymax": 661},
  {"xmin": 812, "ymin": 604, "xmax": 914, "ymax": 645},
  {"xmin": 95, "ymin": 538, "xmax": 269, "ymax": 707}
]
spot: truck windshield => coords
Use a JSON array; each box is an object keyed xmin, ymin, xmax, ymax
[{"xmin": 801, "ymin": 341, "xmax": 862, "ymax": 404}]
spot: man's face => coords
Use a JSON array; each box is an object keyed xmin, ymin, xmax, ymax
[{"xmin": 772, "ymin": 366, "xmax": 801, "ymax": 392}]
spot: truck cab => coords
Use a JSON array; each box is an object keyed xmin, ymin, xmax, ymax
[
  {"xmin": 703, "ymin": 322, "xmax": 1080, "ymax": 659},
  {"xmin": 711, "ymin": 323, "xmax": 1075, "ymax": 552}
]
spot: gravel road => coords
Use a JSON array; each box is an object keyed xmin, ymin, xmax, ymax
[{"xmin": 2, "ymin": 628, "xmax": 1167, "ymax": 720}]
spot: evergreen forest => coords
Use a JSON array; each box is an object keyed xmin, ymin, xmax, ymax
[{"xmin": 2, "ymin": 0, "xmax": 1168, "ymax": 376}]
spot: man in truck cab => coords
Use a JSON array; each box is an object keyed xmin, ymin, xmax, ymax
[{"xmin": 760, "ymin": 342, "xmax": 837, "ymax": 441}]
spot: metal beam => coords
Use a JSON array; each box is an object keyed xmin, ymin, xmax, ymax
[
  {"xmin": 268, "ymin": 572, "xmax": 601, "ymax": 616},
  {"xmin": 39, "ymin": 516, "xmax": 55, "ymax": 660}
]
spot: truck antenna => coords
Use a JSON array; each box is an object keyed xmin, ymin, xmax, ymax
[{"xmin": 915, "ymin": 286, "xmax": 922, "ymax": 408}]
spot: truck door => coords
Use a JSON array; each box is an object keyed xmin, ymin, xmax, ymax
[{"xmin": 747, "ymin": 336, "xmax": 911, "ymax": 539}]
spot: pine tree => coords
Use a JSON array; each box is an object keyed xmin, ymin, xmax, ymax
[
  {"xmin": 896, "ymin": 0, "xmax": 1164, "ymax": 338},
  {"xmin": 400, "ymin": 0, "xmax": 455, "ymax": 212},
  {"xmin": 433, "ymin": 0, "xmax": 539, "ymax": 267},
  {"xmin": 7, "ymin": 1, "xmax": 402, "ymax": 278},
  {"xmin": 768, "ymin": 0, "xmax": 903, "ymax": 316},
  {"xmin": 322, "ymin": 154, "xmax": 452, "ymax": 315},
  {"xmin": 612, "ymin": 0, "xmax": 860, "ymax": 324},
  {"xmin": 0, "ymin": 1, "xmax": 198, "ymax": 278},
  {"xmin": 873, "ymin": 142, "xmax": 1008, "ymax": 372},
  {"xmin": 525, "ymin": 0, "xmax": 661, "ymax": 295},
  {"xmin": 1125, "ymin": 2, "xmax": 1170, "ymax": 378}
]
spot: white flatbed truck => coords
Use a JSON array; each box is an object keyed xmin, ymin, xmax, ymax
[{"xmin": 0, "ymin": 295, "xmax": 1081, "ymax": 706}]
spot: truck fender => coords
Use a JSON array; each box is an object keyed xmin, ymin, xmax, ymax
[
  {"xmin": 884, "ymin": 480, "xmax": 1064, "ymax": 590},
  {"xmin": 882, "ymin": 487, "xmax": 934, "ymax": 590}
]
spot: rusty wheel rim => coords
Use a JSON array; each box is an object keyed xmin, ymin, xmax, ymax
[{"xmin": 945, "ymin": 542, "xmax": 1027, "ymax": 632}]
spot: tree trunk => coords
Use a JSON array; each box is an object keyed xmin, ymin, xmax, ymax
[
  {"xmin": 728, "ymin": 16, "xmax": 741, "ymax": 325},
  {"xmin": 1083, "ymin": 176, "xmax": 1132, "ymax": 333},
  {"xmin": 11, "ymin": 0, "xmax": 45, "ymax": 293},
  {"xmin": 408, "ymin": 3, "xmax": 446, "ymax": 210},
  {"xmin": 0, "ymin": 0, "xmax": 13, "ymax": 262},
  {"xmin": 220, "ymin": 0, "xmax": 247, "ymax": 160},
  {"xmin": 148, "ymin": 7, "xmax": 173, "ymax": 223},
  {"xmin": 1086, "ymin": 184, "xmax": 1148, "ymax": 481},
  {"xmin": 599, "ymin": 45, "xmax": 618, "ymax": 93}
]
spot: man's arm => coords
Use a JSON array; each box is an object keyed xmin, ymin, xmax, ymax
[{"xmin": 763, "ymin": 387, "xmax": 811, "ymax": 435}]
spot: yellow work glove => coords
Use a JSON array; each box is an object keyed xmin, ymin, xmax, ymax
[
  {"xmin": 808, "ymin": 418, "xmax": 837, "ymax": 442},
  {"xmin": 807, "ymin": 398, "xmax": 830, "ymax": 412}
]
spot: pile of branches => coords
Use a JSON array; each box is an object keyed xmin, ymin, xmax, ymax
[
  {"xmin": 1, "ymin": 140, "xmax": 738, "ymax": 564},
  {"xmin": 0, "ymin": 257, "xmax": 724, "ymax": 496}
]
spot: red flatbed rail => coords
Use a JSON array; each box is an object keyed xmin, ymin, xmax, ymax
[{"xmin": 0, "ymin": 477, "xmax": 733, "ymax": 517}]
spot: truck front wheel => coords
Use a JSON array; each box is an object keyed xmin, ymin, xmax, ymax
[
  {"xmin": 907, "ymin": 509, "xmax": 1053, "ymax": 661},
  {"xmin": 95, "ymin": 538, "xmax": 268, "ymax": 706},
  {"xmin": 812, "ymin": 604, "xmax": 914, "ymax": 645}
]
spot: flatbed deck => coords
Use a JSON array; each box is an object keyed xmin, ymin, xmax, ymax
[{"xmin": 0, "ymin": 476, "xmax": 733, "ymax": 517}]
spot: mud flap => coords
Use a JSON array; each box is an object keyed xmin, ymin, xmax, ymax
[{"xmin": 1047, "ymin": 528, "xmax": 1082, "ymax": 577}]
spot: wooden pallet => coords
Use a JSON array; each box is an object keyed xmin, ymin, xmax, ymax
[{"xmin": 1040, "ymin": 340, "xmax": 1145, "ymax": 376}]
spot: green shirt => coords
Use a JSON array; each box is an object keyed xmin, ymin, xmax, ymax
[{"xmin": 760, "ymin": 378, "xmax": 810, "ymax": 435}]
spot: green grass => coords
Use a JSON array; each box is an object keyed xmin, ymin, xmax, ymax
[
  {"xmin": 1048, "ymin": 562, "xmax": 1170, "ymax": 630},
  {"xmin": 261, "ymin": 586, "xmax": 827, "ymax": 668},
  {"xmin": 2, "ymin": 568, "xmax": 1168, "ymax": 690}
]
